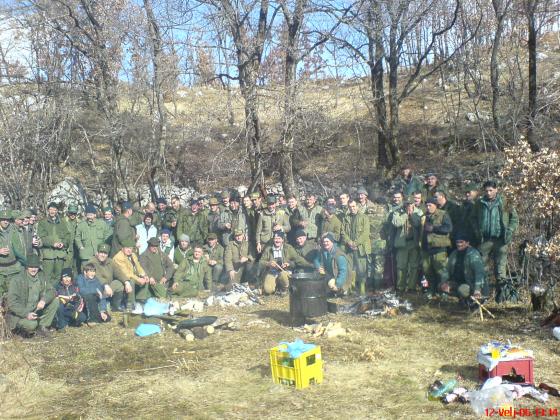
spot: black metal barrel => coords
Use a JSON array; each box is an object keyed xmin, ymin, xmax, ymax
[{"xmin": 289, "ymin": 271, "xmax": 328, "ymax": 326}]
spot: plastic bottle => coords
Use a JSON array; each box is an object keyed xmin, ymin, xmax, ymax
[{"xmin": 428, "ymin": 379, "xmax": 457, "ymax": 401}]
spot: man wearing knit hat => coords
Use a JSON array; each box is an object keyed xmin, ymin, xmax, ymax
[
  {"xmin": 75, "ymin": 204, "xmax": 112, "ymax": 271},
  {"xmin": 440, "ymin": 233, "xmax": 488, "ymax": 305},
  {"xmin": 173, "ymin": 234, "xmax": 194, "ymax": 267},
  {"xmin": 37, "ymin": 202, "xmax": 72, "ymax": 286},
  {"xmin": 293, "ymin": 230, "xmax": 318, "ymax": 263},
  {"xmin": 6, "ymin": 255, "xmax": 59, "ymax": 337},
  {"xmin": 314, "ymin": 233, "xmax": 351, "ymax": 294},
  {"xmin": 421, "ymin": 197, "xmax": 452, "ymax": 299}
]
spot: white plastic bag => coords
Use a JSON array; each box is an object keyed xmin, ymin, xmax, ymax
[
  {"xmin": 468, "ymin": 386, "xmax": 514, "ymax": 416},
  {"xmin": 553, "ymin": 326, "xmax": 560, "ymax": 340}
]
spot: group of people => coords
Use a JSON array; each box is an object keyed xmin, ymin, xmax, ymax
[{"xmin": 0, "ymin": 166, "xmax": 519, "ymax": 337}]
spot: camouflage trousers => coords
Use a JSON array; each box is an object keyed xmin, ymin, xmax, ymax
[
  {"xmin": 421, "ymin": 250, "xmax": 449, "ymax": 294},
  {"xmin": 478, "ymin": 239, "xmax": 508, "ymax": 283},
  {"xmin": 395, "ymin": 242, "xmax": 420, "ymax": 292}
]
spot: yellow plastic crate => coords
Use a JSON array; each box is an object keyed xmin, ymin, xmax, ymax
[{"xmin": 269, "ymin": 344, "xmax": 323, "ymax": 389}]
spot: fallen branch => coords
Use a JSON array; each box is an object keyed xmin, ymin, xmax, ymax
[{"xmin": 471, "ymin": 296, "xmax": 496, "ymax": 319}]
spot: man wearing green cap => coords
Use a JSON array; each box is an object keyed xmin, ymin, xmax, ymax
[
  {"xmin": 342, "ymin": 200, "xmax": 371, "ymax": 295},
  {"xmin": 172, "ymin": 245, "xmax": 212, "ymax": 297},
  {"xmin": 6, "ymin": 255, "xmax": 59, "ymax": 337},
  {"xmin": 0, "ymin": 210, "xmax": 25, "ymax": 296},
  {"xmin": 207, "ymin": 197, "xmax": 221, "ymax": 238},
  {"xmin": 440, "ymin": 235, "xmax": 488, "ymax": 304},
  {"xmin": 10, "ymin": 211, "xmax": 30, "ymax": 263},
  {"xmin": 391, "ymin": 198, "xmax": 423, "ymax": 294},
  {"xmin": 224, "ymin": 229, "xmax": 255, "ymax": 288},
  {"xmin": 37, "ymin": 203, "xmax": 72, "ymax": 286},
  {"xmin": 110, "ymin": 201, "xmax": 137, "ymax": 257},
  {"xmin": 139, "ymin": 237, "xmax": 175, "ymax": 299},
  {"xmin": 259, "ymin": 231, "xmax": 312, "ymax": 295},
  {"xmin": 300, "ymin": 193, "xmax": 322, "ymax": 245},
  {"xmin": 256, "ymin": 196, "xmax": 290, "ymax": 254},
  {"xmin": 357, "ymin": 188, "xmax": 388, "ymax": 291},
  {"xmin": 87, "ymin": 243, "xmax": 125, "ymax": 311},
  {"xmin": 75, "ymin": 204, "xmax": 112, "ymax": 271}
]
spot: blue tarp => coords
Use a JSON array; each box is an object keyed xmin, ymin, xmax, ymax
[
  {"xmin": 135, "ymin": 323, "xmax": 162, "ymax": 337},
  {"xmin": 143, "ymin": 298, "xmax": 169, "ymax": 316}
]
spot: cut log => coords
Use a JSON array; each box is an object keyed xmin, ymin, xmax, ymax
[
  {"xmin": 179, "ymin": 330, "xmax": 195, "ymax": 341},
  {"xmin": 191, "ymin": 326, "xmax": 209, "ymax": 339}
]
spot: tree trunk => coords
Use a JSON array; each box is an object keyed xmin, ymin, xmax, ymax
[
  {"xmin": 526, "ymin": 1, "xmax": 540, "ymax": 152},
  {"xmin": 144, "ymin": 0, "xmax": 168, "ymax": 201},
  {"xmin": 490, "ymin": 0, "xmax": 508, "ymax": 131}
]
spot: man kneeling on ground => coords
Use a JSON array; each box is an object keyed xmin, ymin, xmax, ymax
[
  {"xmin": 259, "ymin": 231, "xmax": 312, "ymax": 295},
  {"xmin": 439, "ymin": 233, "xmax": 488, "ymax": 305},
  {"xmin": 6, "ymin": 255, "xmax": 59, "ymax": 337}
]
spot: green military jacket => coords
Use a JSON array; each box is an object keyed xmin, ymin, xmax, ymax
[
  {"xmin": 0, "ymin": 225, "xmax": 25, "ymax": 271},
  {"xmin": 173, "ymin": 258, "xmax": 212, "ymax": 293},
  {"xmin": 183, "ymin": 210, "xmax": 208, "ymax": 245},
  {"xmin": 293, "ymin": 241, "xmax": 319, "ymax": 263},
  {"xmin": 37, "ymin": 216, "xmax": 71, "ymax": 259},
  {"xmin": 14, "ymin": 227, "xmax": 33, "ymax": 261},
  {"xmin": 391, "ymin": 207, "xmax": 423, "ymax": 248},
  {"xmin": 256, "ymin": 209, "xmax": 290, "ymax": 245},
  {"xmin": 359, "ymin": 200, "xmax": 387, "ymax": 253},
  {"xmin": 75, "ymin": 219, "xmax": 112, "ymax": 261},
  {"xmin": 440, "ymin": 200, "xmax": 462, "ymax": 240},
  {"xmin": 203, "ymin": 242, "xmax": 224, "ymax": 265},
  {"xmin": 110, "ymin": 215, "xmax": 136, "ymax": 257},
  {"xmin": 87, "ymin": 256, "xmax": 118, "ymax": 286},
  {"xmin": 173, "ymin": 246, "xmax": 194, "ymax": 267},
  {"xmin": 139, "ymin": 249, "xmax": 175, "ymax": 281},
  {"xmin": 7, "ymin": 270, "xmax": 56, "ymax": 329},
  {"xmin": 300, "ymin": 205, "xmax": 323, "ymax": 240},
  {"xmin": 207, "ymin": 210, "xmax": 221, "ymax": 235},
  {"xmin": 422, "ymin": 209, "xmax": 452, "ymax": 250},
  {"xmin": 174, "ymin": 207, "xmax": 189, "ymax": 240},
  {"xmin": 259, "ymin": 243, "xmax": 313, "ymax": 273},
  {"xmin": 224, "ymin": 240, "xmax": 252, "ymax": 272},
  {"xmin": 320, "ymin": 214, "xmax": 343, "ymax": 244},
  {"xmin": 471, "ymin": 194, "xmax": 518, "ymax": 245},
  {"xmin": 392, "ymin": 175, "xmax": 425, "ymax": 197},
  {"xmin": 217, "ymin": 208, "xmax": 233, "ymax": 246},
  {"xmin": 342, "ymin": 212, "xmax": 371, "ymax": 256},
  {"xmin": 447, "ymin": 246, "xmax": 486, "ymax": 292}
]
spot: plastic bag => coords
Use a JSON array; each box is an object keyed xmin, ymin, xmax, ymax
[
  {"xmin": 468, "ymin": 386, "xmax": 514, "ymax": 416},
  {"xmin": 553, "ymin": 327, "xmax": 560, "ymax": 341},
  {"xmin": 143, "ymin": 298, "xmax": 170, "ymax": 316},
  {"xmin": 278, "ymin": 339, "xmax": 316, "ymax": 358},
  {"xmin": 135, "ymin": 323, "xmax": 162, "ymax": 337}
]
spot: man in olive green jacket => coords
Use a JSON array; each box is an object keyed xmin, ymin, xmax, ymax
[
  {"xmin": 87, "ymin": 244, "xmax": 126, "ymax": 311},
  {"xmin": 139, "ymin": 237, "xmax": 175, "ymax": 299},
  {"xmin": 203, "ymin": 233, "xmax": 224, "ymax": 286},
  {"xmin": 0, "ymin": 210, "xmax": 25, "ymax": 296},
  {"xmin": 259, "ymin": 231, "xmax": 312, "ymax": 295},
  {"xmin": 224, "ymin": 229, "xmax": 255, "ymax": 288},
  {"xmin": 342, "ymin": 200, "xmax": 371, "ymax": 295},
  {"xmin": 300, "ymin": 194, "xmax": 322, "ymax": 244},
  {"xmin": 319, "ymin": 205, "xmax": 343, "ymax": 244},
  {"xmin": 7, "ymin": 255, "xmax": 59, "ymax": 336},
  {"xmin": 37, "ymin": 202, "xmax": 72, "ymax": 286},
  {"xmin": 470, "ymin": 181, "xmax": 518, "ymax": 302},
  {"xmin": 172, "ymin": 245, "xmax": 212, "ymax": 297},
  {"xmin": 391, "ymin": 199, "xmax": 423, "ymax": 293},
  {"xmin": 110, "ymin": 201, "xmax": 136, "ymax": 257},
  {"xmin": 75, "ymin": 204, "xmax": 112, "ymax": 271},
  {"xmin": 440, "ymin": 234, "xmax": 488, "ymax": 303},
  {"xmin": 256, "ymin": 196, "xmax": 290, "ymax": 253}
]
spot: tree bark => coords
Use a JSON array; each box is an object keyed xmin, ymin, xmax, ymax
[{"xmin": 526, "ymin": 0, "xmax": 541, "ymax": 152}]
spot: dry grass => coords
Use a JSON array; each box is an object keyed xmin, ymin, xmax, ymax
[{"xmin": 1, "ymin": 295, "xmax": 559, "ymax": 419}]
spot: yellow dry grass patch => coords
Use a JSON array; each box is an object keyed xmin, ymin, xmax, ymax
[{"xmin": 1, "ymin": 296, "xmax": 558, "ymax": 419}]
